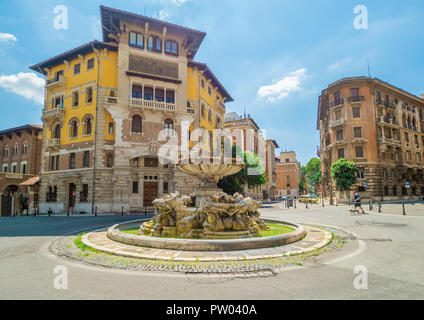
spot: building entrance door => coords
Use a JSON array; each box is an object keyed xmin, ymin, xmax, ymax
[{"xmin": 143, "ymin": 182, "xmax": 158, "ymax": 207}]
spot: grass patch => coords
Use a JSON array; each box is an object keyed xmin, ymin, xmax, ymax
[
  {"xmin": 120, "ymin": 223, "xmax": 295, "ymax": 239},
  {"xmin": 74, "ymin": 234, "xmax": 101, "ymax": 253}
]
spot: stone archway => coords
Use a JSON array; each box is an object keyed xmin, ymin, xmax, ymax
[{"xmin": 1, "ymin": 185, "xmax": 19, "ymax": 217}]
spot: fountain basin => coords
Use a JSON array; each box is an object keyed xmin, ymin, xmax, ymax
[{"xmin": 107, "ymin": 220, "xmax": 306, "ymax": 252}]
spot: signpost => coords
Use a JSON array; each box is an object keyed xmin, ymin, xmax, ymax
[{"xmin": 402, "ymin": 181, "xmax": 410, "ymax": 216}]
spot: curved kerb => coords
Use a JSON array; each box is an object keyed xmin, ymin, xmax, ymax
[{"xmin": 106, "ymin": 219, "xmax": 306, "ymax": 252}]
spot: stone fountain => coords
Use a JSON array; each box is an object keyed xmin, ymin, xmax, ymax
[{"xmin": 139, "ymin": 159, "xmax": 269, "ymax": 239}]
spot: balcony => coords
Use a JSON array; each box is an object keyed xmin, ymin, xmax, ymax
[
  {"xmin": 46, "ymin": 138, "xmax": 60, "ymax": 150},
  {"xmin": 46, "ymin": 75, "xmax": 66, "ymax": 89},
  {"xmin": 130, "ymin": 98, "xmax": 176, "ymax": 112},
  {"xmin": 376, "ymin": 100, "xmax": 396, "ymax": 109},
  {"xmin": 329, "ymin": 118, "xmax": 345, "ymax": 128},
  {"xmin": 42, "ymin": 107, "xmax": 65, "ymax": 121},
  {"xmin": 348, "ymin": 96, "xmax": 365, "ymax": 104},
  {"xmin": 329, "ymin": 98, "xmax": 344, "ymax": 108}
]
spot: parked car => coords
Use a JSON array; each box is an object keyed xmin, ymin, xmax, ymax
[
  {"xmin": 278, "ymin": 196, "xmax": 287, "ymax": 201},
  {"xmin": 299, "ymin": 195, "xmax": 318, "ymax": 203}
]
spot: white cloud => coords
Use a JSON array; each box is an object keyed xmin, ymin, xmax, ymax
[
  {"xmin": 0, "ymin": 72, "xmax": 45, "ymax": 105},
  {"xmin": 0, "ymin": 32, "xmax": 17, "ymax": 43},
  {"xmin": 153, "ymin": 10, "xmax": 171, "ymax": 21},
  {"xmin": 257, "ymin": 68, "xmax": 307, "ymax": 102},
  {"xmin": 169, "ymin": 0, "xmax": 188, "ymax": 6}
]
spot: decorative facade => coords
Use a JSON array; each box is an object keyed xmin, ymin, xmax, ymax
[
  {"xmin": 317, "ymin": 77, "xmax": 424, "ymax": 201},
  {"xmin": 30, "ymin": 6, "xmax": 233, "ymax": 214}
]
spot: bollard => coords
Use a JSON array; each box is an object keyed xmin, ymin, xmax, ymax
[
  {"xmin": 67, "ymin": 208, "xmax": 70, "ymax": 217},
  {"xmin": 378, "ymin": 201, "xmax": 382, "ymax": 213},
  {"xmin": 95, "ymin": 206, "xmax": 97, "ymax": 217},
  {"xmin": 306, "ymin": 201, "xmax": 309, "ymax": 209},
  {"xmin": 294, "ymin": 199, "xmax": 297, "ymax": 209},
  {"xmin": 121, "ymin": 206, "xmax": 124, "ymax": 216},
  {"xmin": 402, "ymin": 198, "xmax": 406, "ymax": 216}
]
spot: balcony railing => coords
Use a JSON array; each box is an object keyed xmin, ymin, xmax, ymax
[
  {"xmin": 46, "ymin": 75, "xmax": 66, "ymax": 89},
  {"xmin": 330, "ymin": 118, "xmax": 345, "ymax": 128},
  {"xmin": 42, "ymin": 107, "xmax": 65, "ymax": 121},
  {"xmin": 329, "ymin": 98, "xmax": 344, "ymax": 108},
  {"xmin": 130, "ymin": 98, "xmax": 176, "ymax": 111},
  {"xmin": 348, "ymin": 96, "xmax": 365, "ymax": 103},
  {"xmin": 46, "ymin": 138, "xmax": 60, "ymax": 149}
]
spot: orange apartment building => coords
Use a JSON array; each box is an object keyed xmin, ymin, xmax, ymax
[
  {"xmin": 317, "ymin": 77, "xmax": 424, "ymax": 201},
  {"xmin": 276, "ymin": 151, "xmax": 302, "ymax": 198}
]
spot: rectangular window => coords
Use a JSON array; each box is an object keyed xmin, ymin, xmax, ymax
[
  {"xmin": 132, "ymin": 181, "xmax": 139, "ymax": 194},
  {"xmin": 165, "ymin": 40, "xmax": 178, "ymax": 55},
  {"xmin": 86, "ymin": 87, "xmax": 93, "ymax": 104},
  {"xmin": 73, "ymin": 63, "xmax": 81, "ymax": 75},
  {"xmin": 144, "ymin": 87, "xmax": 153, "ymax": 101},
  {"xmin": 336, "ymin": 129, "xmax": 344, "ymax": 141},
  {"xmin": 355, "ymin": 146, "xmax": 364, "ymax": 158},
  {"xmin": 87, "ymin": 58, "xmax": 95, "ymax": 70},
  {"xmin": 354, "ymin": 127, "xmax": 362, "ymax": 138},
  {"xmin": 166, "ymin": 90, "xmax": 175, "ymax": 104},
  {"xmin": 69, "ymin": 153, "xmax": 76, "ymax": 169},
  {"xmin": 50, "ymin": 155, "xmax": 59, "ymax": 171},
  {"xmin": 351, "ymin": 88, "xmax": 359, "ymax": 100},
  {"xmin": 163, "ymin": 181, "xmax": 169, "ymax": 194},
  {"xmin": 72, "ymin": 91, "xmax": 79, "ymax": 107},
  {"xmin": 338, "ymin": 148, "xmax": 344, "ymax": 159},
  {"xmin": 334, "ymin": 91, "xmax": 341, "ymax": 105},
  {"xmin": 12, "ymin": 164, "xmax": 17, "ymax": 173},
  {"xmin": 201, "ymin": 79, "xmax": 205, "ymax": 88},
  {"xmin": 83, "ymin": 151, "xmax": 90, "ymax": 168},
  {"xmin": 23, "ymin": 145, "xmax": 28, "ymax": 155},
  {"xmin": 132, "ymin": 85, "xmax": 142, "ymax": 99},
  {"xmin": 352, "ymin": 107, "xmax": 361, "ymax": 118},
  {"xmin": 404, "ymin": 133, "xmax": 409, "ymax": 142},
  {"xmin": 208, "ymin": 87, "xmax": 212, "ymax": 95},
  {"xmin": 55, "ymin": 70, "xmax": 63, "ymax": 81},
  {"xmin": 22, "ymin": 163, "xmax": 27, "ymax": 174},
  {"xmin": 80, "ymin": 184, "xmax": 89, "ymax": 202},
  {"xmin": 108, "ymin": 122, "xmax": 114, "ymax": 135}
]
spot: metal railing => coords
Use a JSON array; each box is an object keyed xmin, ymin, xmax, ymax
[{"xmin": 130, "ymin": 98, "xmax": 176, "ymax": 111}]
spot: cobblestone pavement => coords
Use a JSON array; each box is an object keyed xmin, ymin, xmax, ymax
[{"xmin": 51, "ymin": 225, "xmax": 342, "ymax": 276}]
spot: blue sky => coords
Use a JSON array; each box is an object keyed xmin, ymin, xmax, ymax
[{"xmin": 0, "ymin": 0, "xmax": 423, "ymax": 164}]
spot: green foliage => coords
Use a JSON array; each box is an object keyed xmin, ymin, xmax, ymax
[
  {"xmin": 218, "ymin": 146, "xmax": 267, "ymax": 195},
  {"xmin": 302, "ymin": 158, "xmax": 321, "ymax": 194},
  {"xmin": 330, "ymin": 158, "xmax": 359, "ymax": 191}
]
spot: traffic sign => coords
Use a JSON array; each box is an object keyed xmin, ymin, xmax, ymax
[{"xmin": 405, "ymin": 181, "xmax": 411, "ymax": 189}]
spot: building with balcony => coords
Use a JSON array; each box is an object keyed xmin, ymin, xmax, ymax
[
  {"xmin": 0, "ymin": 124, "xmax": 42, "ymax": 216},
  {"xmin": 30, "ymin": 5, "xmax": 233, "ymax": 214},
  {"xmin": 317, "ymin": 77, "xmax": 424, "ymax": 201}
]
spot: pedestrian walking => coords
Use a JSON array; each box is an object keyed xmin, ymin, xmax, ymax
[{"xmin": 353, "ymin": 193, "xmax": 366, "ymax": 214}]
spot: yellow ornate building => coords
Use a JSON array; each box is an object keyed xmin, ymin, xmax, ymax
[{"xmin": 30, "ymin": 6, "xmax": 232, "ymax": 214}]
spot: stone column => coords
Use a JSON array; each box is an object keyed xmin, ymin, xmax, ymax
[{"xmin": 158, "ymin": 175, "xmax": 164, "ymax": 198}]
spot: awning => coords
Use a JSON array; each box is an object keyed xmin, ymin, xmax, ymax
[{"xmin": 20, "ymin": 176, "xmax": 40, "ymax": 186}]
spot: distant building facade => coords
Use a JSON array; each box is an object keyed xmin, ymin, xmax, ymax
[
  {"xmin": 317, "ymin": 77, "xmax": 424, "ymax": 201},
  {"xmin": 0, "ymin": 125, "xmax": 42, "ymax": 216},
  {"xmin": 276, "ymin": 151, "xmax": 302, "ymax": 198}
]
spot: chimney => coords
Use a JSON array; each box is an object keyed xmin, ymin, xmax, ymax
[{"xmin": 421, "ymin": 93, "xmax": 424, "ymax": 99}]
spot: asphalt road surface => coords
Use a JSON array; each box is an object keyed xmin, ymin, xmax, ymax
[{"xmin": 0, "ymin": 205, "xmax": 423, "ymax": 300}]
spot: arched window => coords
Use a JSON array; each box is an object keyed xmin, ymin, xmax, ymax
[
  {"xmin": 69, "ymin": 119, "xmax": 78, "ymax": 138},
  {"xmin": 132, "ymin": 115, "xmax": 142, "ymax": 133},
  {"xmin": 164, "ymin": 118, "xmax": 174, "ymax": 137},
  {"xmin": 53, "ymin": 124, "xmax": 61, "ymax": 139},
  {"xmin": 83, "ymin": 116, "xmax": 92, "ymax": 136}
]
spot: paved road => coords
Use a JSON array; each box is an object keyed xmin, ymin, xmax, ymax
[{"xmin": 0, "ymin": 205, "xmax": 423, "ymax": 300}]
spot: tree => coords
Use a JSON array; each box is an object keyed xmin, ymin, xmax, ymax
[
  {"xmin": 304, "ymin": 158, "xmax": 322, "ymax": 195},
  {"xmin": 330, "ymin": 158, "xmax": 359, "ymax": 198},
  {"xmin": 218, "ymin": 146, "xmax": 267, "ymax": 196},
  {"xmin": 299, "ymin": 166, "xmax": 307, "ymax": 195}
]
